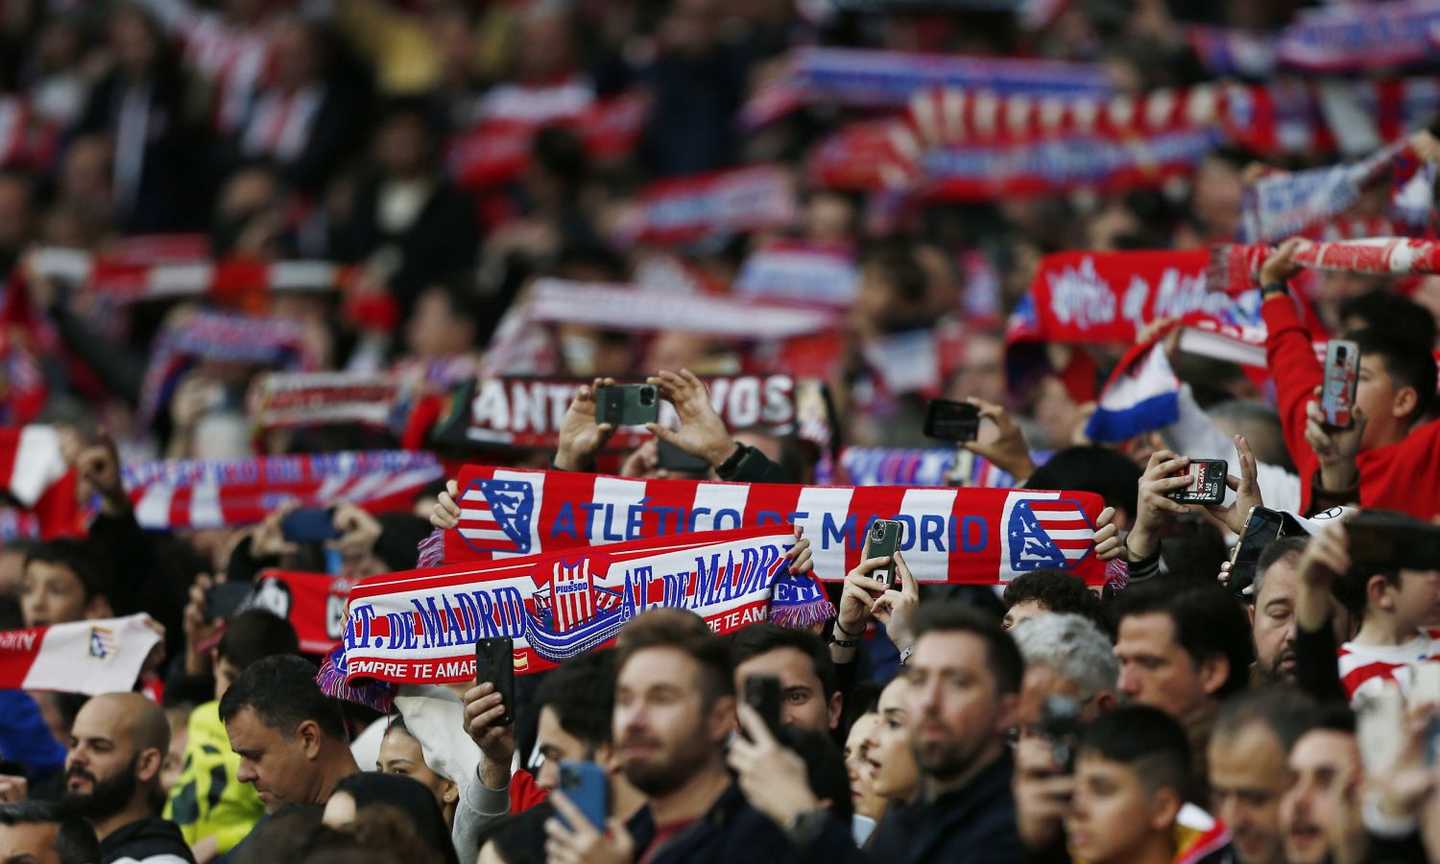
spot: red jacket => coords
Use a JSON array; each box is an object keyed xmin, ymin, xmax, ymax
[{"xmin": 1264, "ymin": 294, "xmax": 1440, "ymax": 518}]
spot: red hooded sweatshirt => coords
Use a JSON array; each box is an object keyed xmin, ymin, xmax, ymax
[{"xmin": 1263, "ymin": 294, "xmax": 1440, "ymax": 519}]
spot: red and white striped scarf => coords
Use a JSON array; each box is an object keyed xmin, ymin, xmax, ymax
[{"xmin": 0, "ymin": 614, "xmax": 160, "ymax": 694}]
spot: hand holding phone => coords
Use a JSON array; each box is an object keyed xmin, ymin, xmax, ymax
[
  {"xmin": 1166, "ymin": 459, "xmax": 1227, "ymax": 506},
  {"xmin": 594, "ymin": 384, "xmax": 660, "ymax": 427},
  {"xmin": 924, "ymin": 399, "xmax": 980, "ymax": 442},
  {"xmin": 744, "ymin": 675, "xmax": 782, "ymax": 737},
  {"xmin": 558, "ymin": 761, "xmax": 608, "ymax": 831},
  {"xmin": 863, "ymin": 519, "xmax": 903, "ymax": 589},
  {"xmin": 1321, "ymin": 340, "xmax": 1360, "ymax": 429},
  {"xmin": 475, "ymin": 637, "xmax": 516, "ymax": 726},
  {"xmin": 280, "ymin": 507, "xmax": 340, "ymax": 544}
]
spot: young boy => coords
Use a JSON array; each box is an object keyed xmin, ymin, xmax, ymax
[{"xmin": 1065, "ymin": 706, "xmax": 1232, "ymax": 864}]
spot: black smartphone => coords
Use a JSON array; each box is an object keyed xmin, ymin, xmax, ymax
[
  {"xmin": 205, "ymin": 582, "xmax": 254, "ymax": 620},
  {"xmin": 1347, "ymin": 510, "xmax": 1440, "ymax": 571},
  {"xmin": 657, "ymin": 439, "xmax": 710, "ymax": 475},
  {"xmin": 1229, "ymin": 506, "xmax": 1288, "ymax": 597},
  {"xmin": 1038, "ymin": 695, "xmax": 1083, "ymax": 774},
  {"xmin": 280, "ymin": 507, "xmax": 339, "ymax": 543},
  {"xmin": 558, "ymin": 760, "xmax": 608, "ymax": 831},
  {"xmin": 594, "ymin": 384, "xmax": 660, "ymax": 427},
  {"xmin": 923, "ymin": 399, "xmax": 981, "ymax": 442},
  {"xmin": 744, "ymin": 675, "xmax": 783, "ymax": 736},
  {"xmin": 863, "ymin": 519, "xmax": 902, "ymax": 589},
  {"xmin": 1167, "ymin": 459, "xmax": 1227, "ymax": 506},
  {"xmin": 475, "ymin": 637, "xmax": 516, "ymax": 726}
]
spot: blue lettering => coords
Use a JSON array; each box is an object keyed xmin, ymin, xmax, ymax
[
  {"xmin": 920, "ymin": 515, "xmax": 945, "ymax": 552},
  {"xmin": 714, "ymin": 509, "xmax": 741, "ymax": 530},
  {"xmin": 347, "ymin": 604, "xmax": 376, "ymax": 650},
  {"xmin": 626, "ymin": 501, "xmax": 646, "ymax": 539},
  {"xmin": 663, "ymin": 570, "xmax": 690, "ymax": 607},
  {"xmin": 385, "ymin": 613, "xmax": 406, "ymax": 650},
  {"xmin": 961, "ymin": 515, "xmax": 988, "ymax": 552},
  {"xmin": 412, "ymin": 599, "xmax": 450, "ymax": 649},
  {"xmin": 786, "ymin": 511, "xmax": 810, "ymax": 525},
  {"xmin": 693, "ymin": 553, "xmax": 721, "ymax": 607},
  {"xmin": 455, "ymin": 593, "xmax": 481, "ymax": 643},
  {"xmin": 601, "ymin": 504, "xmax": 625, "ymax": 541},
  {"xmin": 493, "ymin": 587, "xmax": 528, "ymax": 637},
  {"xmin": 894, "ymin": 515, "xmax": 917, "ymax": 551},
  {"xmin": 755, "ymin": 510, "xmax": 784, "ymax": 526},
  {"xmin": 632, "ymin": 565, "xmax": 653, "ymax": 611},
  {"xmin": 822, "ymin": 513, "xmax": 857, "ymax": 550},
  {"xmin": 578, "ymin": 503, "xmax": 603, "ymax": 540},
  {"xmin": 551, "ymin": 503, "xmax": 579, "ymax": 540},
  {"xmin": 471, "ymin": 591, "xmax": 498, "ymax": 638},
  {"xmin": 688, "ymin": 508, "xmax": 712, "ymax": 531}
]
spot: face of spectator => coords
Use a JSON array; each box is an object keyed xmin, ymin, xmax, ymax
[
  {"xmin": 614, "ymin": 647, "xmax": 728, "ymax": 797},
  {"xmin": 1002, "ymin": 599, "xmax": 1046, "ymax": 632},
  {"xmin": 405, "ymin": 289, "xmax": 475, "ymax": 359},
  {"xmin": 225, "ymin": 707, "xmax": 321, "ymax": 813},
  {"xmin": 1279, "ymin": 730, "xmax": 1361, "ymax": 864},
  {"xmin": 1252, "ymin": 558, "xmax": 1300, "ymax": 683},
  {"xmin": 20, "ymin": 561, "xmax": 92, "ymax": 628},
  {"xmin": 379, "ymin": 726, "xmax": 457, "ymax": 816},
  {"xmin": 1208, "ymin": 722, "xmax": 1290, "ymax": 864},
  {"xmin": 213, "ymin": 656, "xmax": 242, "ymax": 701},
  {"xmin": 905, "ymin": 631, "xmax": 1014, "ymax": 783},
  {"xmin": 534, "ymin": 705, "xmax": 596, "ymax": 792},
  {"xmin": 1065, "ymin": 753, "xmax": 1177, "ymax": 864},
  {"xmin": 1356, "ymin": 353, "xmax": 1417, "ymax": 448},
  {"xmin": 64, "ymin": 698, "xmax": 146, "ymax": 820},
  {"xmin": 0, "ymin": 822, "xmax": 62, "ymax": 864},
  {"xmin": 946, "ymin": 334, "xmax": 1007, "ymax": 408},
  {"xmin": 1035, "ymin": 375, "xmax": 1082, "ymax": 449},
  {"xmin": 108, "ymin": 9, "xmax": 157, "ymax": 78},
  {"xmin": 734, "ymin": 647, "xmax": 837, "ymax": 733},
  {"xmin": 844, "ymin": 713, "xmax": 884, "ymax": 820},
  {"xmin": 805, "ymin": 193, "xmax": 855, "ymax": 245},
  {"xmin": 516, "ymin": 9, "xmax": 575, "ymax": 81},
  {"xmin": 1016, "ymin": 664, "xmax": 1106, "ymax": 737},
  {"xmin": 1116, "ymin": 612, "xmax": 1223, "ymax": 723},
  {"xmin": 864, "ymin": 677, "xmax": 918, "ymax": 802},
  {"xmin": 269, "ymin": 19, "xmax": 318, "ymax": 90},
  {"xmin": 1383, "ymin": 569, "xmax": 1440, "ymax": 631},
  {"xmin": 378, "ymin": 114, "xmax": 430, "ymax": 179},
  {"xmin": 1193, "ymin": 157, "xmax": 1243, "ymax": 241}
]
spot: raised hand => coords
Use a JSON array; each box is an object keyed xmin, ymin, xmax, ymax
[
  {"xmin": 1305, "ymin": 385, "xmax": 1365, "ymax": 493},
  {"xmin": 645, "ymin": 369, "xmax": 734, "ymax": 468},
  {"xmin": 462, "ymin": 681, "xmax": 515, "ymax": 792},
  {"xmin": 1201, "ymin": 434, "xmax": 1263, "ymax": 535},
  {"xmin": 961, "ymin": 398, "xmax": 1037, "ymax": 484},
  {"xmin": 1125, "ymin": 450, "xmax": 1195, "ymax": 561},
  {"xmin": 555, "ymin": 378, "xmax": 617, "ymax": 471},
  {"xmin": 869, "ymin": 551, "xmax": 919, "ymax": 653}
]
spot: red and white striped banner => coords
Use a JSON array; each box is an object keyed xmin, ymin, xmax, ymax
[
  {"xmin": 122, "ymin": 451, "xmax": 445, "ymax": 530},
  {"xmin": 734, "ymin": 240, "xmax": 859, "ymax": 307},
  {"xmin": 26, "ymin": 249, "xmax": 354, "ymax": 302},
  {"xmin": 442, "ymin": 465, "xmax": 1106, "ymax": 586},
  {"xmin": 0, "ymin": 426, "xmax": 80, "ymax": 540},
  {"xmin": 340, "ymin": 527, "xmax": 799, "ymax": 685},
  {"xmin": 619, "ymin": 165, "xmax": 798, "ymax": 245},
  {"xmin": 0, "ymin": 615, "xmax": 160, "ymax": 694},
  {"xmin": 250, "ymin": 372, "xmax": 400, "ymax": 431}
]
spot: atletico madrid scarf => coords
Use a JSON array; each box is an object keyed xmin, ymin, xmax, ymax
[
  {"xmin": 442, "ymin": 465, "xmax": 1106, "ymax": 586},
  {"xmin": 0, "ymin": 615, "xmax": 160, "ymax": 694},
  {"xmin": 0, "ymin": 426, "xmax": 81, "ymax": 540},
  {"xmin": 620, "ymin": 165, "xmax": 799, "ymax": 245},
  {"xmin": 332, "ymin": 527, "xmax": 811, "ymax": 688}
]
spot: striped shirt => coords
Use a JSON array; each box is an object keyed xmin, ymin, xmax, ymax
[{"xmin": 1337, "ymin": 629, "xmax": 1440, "ymax": 704}]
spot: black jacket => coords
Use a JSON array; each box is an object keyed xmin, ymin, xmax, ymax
[
  {"xmin": 626, "ymin": 781, "xmax": 800, "ymax": 864},
  {"xmin": 100, "ymin": 815, "xmax": 195, "ymax": 864},
  {"xmin": 864, "ymin": 752, "xmax": 1022, "ymax": 864}
]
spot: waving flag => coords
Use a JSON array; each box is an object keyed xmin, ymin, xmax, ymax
[
  {"xmin": 0, "ymin": 615, "xmax": 161, "ymax": 694},
  {"xmin": 0, "ymin": 426, "xmax": 80, "ymax": 540},
  {"xmin": 1085, "ymin": 338, "xmax": 1182, "ymax": 444}
]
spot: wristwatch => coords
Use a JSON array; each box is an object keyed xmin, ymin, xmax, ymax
[{"xmin": 1260, "ymin": 281, "xmax": 1289, "ymax": 299}]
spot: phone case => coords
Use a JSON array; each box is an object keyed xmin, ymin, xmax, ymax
[
  {"xmin": 924, "ymin": 400, "xmax": 980, "ymax": 442},
  {"xmin": 744, "ymin": 676, "xmax": 782, "ymax": 734},
  {"xmin": 1321, "ymin": 340, "xmax": 1360, "ymax": 429},
  {"xmin": 864, "ymin": 520, "xmax": 902, "ymax": 588},
  {"xmin": 281, "ymin": 508, "xmax": 339, "ymax": 543},
  {"xmin": 475, "ymin": 637, "xmax": 516, "ymax": 725},
  {"xmin": 558, "ymin": 760, "xmax": 608, "ymax": 830},
  {"xmin": 1168, "ymin": 460, "xmax": 1227, "ymax": 506},
  {"xmin": 595, "ymin": 385, "xmax": 660, "ymax": 427}
]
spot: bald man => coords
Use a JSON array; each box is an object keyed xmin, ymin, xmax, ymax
[{"xmin": 64, "ymin": 693, "xmax": 194, "ymax": 863}]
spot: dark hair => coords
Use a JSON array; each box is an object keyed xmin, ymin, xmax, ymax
[
  {"xmin": 1213, "ymin": 687, "xmax": 1318, "ymax": 753},
  {"xmin": 860, "ymin": 240, "xmax": 928, "ymax": 304},
  {"xmin": 217, "ymin": 609, "xmax": 300, "ymax": 670},
  {"xmin": 1348, "ymin": 327, "xmax": 1438, "ymax": 423},
  {"xmin": 776, "ymin": 727, "xmax": 853, "ymax": 824},
  {"xmin": 615, "ymin": 609, "xmax": 733, "ymax": 705},
  {"xmin": 1002, "ymin": 570, "xmax": 1107, "ymax": 630},
  {"xmin": 912, "ymin": 603, "xmax": 1024, "ymax": 695},
  {"xmin": 333, "ymin": 773, "xmax": 459, "ymax": 864},
  {"xmin": 531, "ymin": 125, "xmax": 589, "ymax": 195},
  {"xmin": 1340, "ymin": 290, "xmax": 1437, "ymax": 354},
  {"xmin": 218, "ymin": 654, "xmax": 346, "ymax": 740},
  {"xmin": 1115, "ymin": 581, "xmax": 1255, "ymax": 699},
  {"xmin": 535, "ymin": 651, "xmax": 616, "ymax": 749},
  {"xmin": 23, "ymin": 539, "xmax": 111, "ymax": 604},
  {"xmin": 1025, "ymin": 447, "xmax": 1142, "ymax": 520},
  {"xmin": 0, "ymin": 801, "xmax": 99, "ymax": 864},
  {"xmin": 730, "ymin": 624, "xmax": 839, "ymax": 699},
  {"xmin": 1079, "ymin": 705, "xmax": 1192, "ymax": 796},
  {"xmin": 1253, "ymin": 536, "xmax": 1308, "ymax": 598},
  {"xmin": 373, "ymin": 514, "xmax": 433, "ymax": 572}
]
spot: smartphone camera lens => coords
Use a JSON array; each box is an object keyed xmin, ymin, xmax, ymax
[
  {"xmin": 640, "ymin": 386, "xmax": 655, "ymax": 406},
  {"xmin": 872, "ymin": 524, "xmax": 885, "ymax": 540}
]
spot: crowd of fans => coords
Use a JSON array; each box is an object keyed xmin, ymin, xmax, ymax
[{"xmin": 1, "ymin": 0, "xmax": 1439, "ymax": 862}]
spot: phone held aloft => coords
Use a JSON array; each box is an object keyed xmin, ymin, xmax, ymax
[
  {"xmin": 1321, "ymin": 340, "xmax": 1360, "ymax": 429},
  {"xmin": 594, "ymin": 384, "xmax": 660, "ymax": 427},
  {"xmin": 923, "ymin": 399, "xmax": 980, "ymax": 442},
  {"xmin": 1167, "ymin": 459, "xmax": 1227, "ymax": 506},
  {"xmin": 864, "ymin": 519, "xmax": 902, "ymax": 589},
  {"xmin": 744, "ymin": 674, "xmax": 782, "ymax": 736},
  {"xmin": 558, "ymin": 760, "xmax": 609, "ymax": 830},
  {"xmin": 474, "ymin": 637, "xmax": 516, "ymax": 726}
]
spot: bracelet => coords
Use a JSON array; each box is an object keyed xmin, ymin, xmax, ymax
[
  {"xmin": 832, "ymin": 621, "xmax": 862, "ymax": 648},
  {"xmin": 1260, "ymin": 281, "xmax": 1289, "ymax": 298}
]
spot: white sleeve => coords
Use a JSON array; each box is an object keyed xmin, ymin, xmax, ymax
[{"xmin": 452, "ymin": 767, "xmax": 512, "ymax": 864}]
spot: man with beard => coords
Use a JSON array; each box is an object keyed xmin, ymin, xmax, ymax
[
  {"xmin": 865, "ymin": 603, "xmax": 1024, "ymax": 862},
  {"xmin": 1207, "ymin": 687, "xmax": 1317, "ymax": 864},
  {"xmin": 1250, "ymin": 538, "xmax": 1307, "ymax": 684},
  {"xmin": 544, "ymin": 608, "xmax": 792, "ymax": 863},
  {"xmin": 64, "ymin": 692, "xmax": 194, "ymax": 863}
]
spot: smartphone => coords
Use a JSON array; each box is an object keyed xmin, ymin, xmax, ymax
[
  {"xmin": 1229, "ymin": 506, "xmax": 1288, "ymax": 598},
  {"xmin": 475, "ymin": 637, "xmax": 516, "ymax": 726},
  {"xmin": 558, "ymin": 760, "xmax": 608, "ymax": 830},
  {"xmin": 594, "ymin": 384, "xmax": 660, "ymax": 427},
  {"xmin": 1167, "ymin": 459, "xmax": 1227, "ymax": 506},
  {"xmin": 1321, "ymin": 340, "xmax": 1360, "ymax": 429},
  {"xmin": 205, "ymin": 582, "xmax": 254, "ymax": 621},
  {"xmin": 863, "ymin": 519, "xmax": 903, "ymax": 589},
  {"xmin": 280, "ymin": 507, "xmax": 339, "ymax": 543},
  {"xmin": 1347, "ymin": 510, "xmax": 1440, "ymax": 571},
  {"xmin": 1038, "ymin": 695, "xmax": 1083, "ymax": 774},
  {"xmin": 657, "ymin": 439, "xmax": 710, "ymax": 475},
  {"xmin": 923, "ymin": 399, "xmax": 981, "ymax": 442},
  {"xmin": 744, "ymin": 675, "xmax": 783, "ymax": 736}
]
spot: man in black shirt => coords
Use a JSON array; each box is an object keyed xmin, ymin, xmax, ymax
[{"xmin": 64, "ymin": 692, "xmax": 194, "ymax": 864}]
